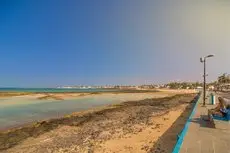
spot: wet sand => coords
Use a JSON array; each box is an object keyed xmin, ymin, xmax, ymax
[
  {"xmin": 0, "ymin": 89, "xmax": 196, "ymax": 107},
  {"xmin": 0, "ymin": 93, "xmax": 197, "ymax": 153},
  {"xmin": 0, "ymin": 90, "xmax": 196, "ymax": 131},
  {"xmin": 0, "ymin": 91, "xmax": 175, "ymax": 131}
]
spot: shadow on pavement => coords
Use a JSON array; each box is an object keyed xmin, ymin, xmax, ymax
[{"xmin": 190, "ymin": 115, "xmax": 215, "ymax": 129}]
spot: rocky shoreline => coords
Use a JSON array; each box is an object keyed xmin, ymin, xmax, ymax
[{"xmin": 0, "ymin": 93, "xmax": 197, "ymax": 153}]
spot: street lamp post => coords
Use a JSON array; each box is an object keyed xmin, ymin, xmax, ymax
[{"xmin": 200, "ymin": 55, "xmax": 214, "ymax": 106}]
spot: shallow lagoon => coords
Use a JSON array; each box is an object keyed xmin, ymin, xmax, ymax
[{"xmin": 0, "ymin": 93, "xmax": 168, "ymax": 130}]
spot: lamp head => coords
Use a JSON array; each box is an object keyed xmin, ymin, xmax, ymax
[
  {"xmin": 206, "ymin": 54, "xmax": 214, "ymax": 58},
  {"xmin": 200, "ymin": 57, "xmax": 204, "ymax": 63}
]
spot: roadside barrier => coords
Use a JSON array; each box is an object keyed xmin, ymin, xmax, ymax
[{"xmin": 172, "ymin": 92, "xmax": 201, "ymax": 153}]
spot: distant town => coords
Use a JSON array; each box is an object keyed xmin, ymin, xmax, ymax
[
  {"xmin": 57, "ymin": 82, "xmax": 203, "ymax": 90},
  {"xmin": 58, "ymin": 73, "xmax": 230, "ymax": 91}
]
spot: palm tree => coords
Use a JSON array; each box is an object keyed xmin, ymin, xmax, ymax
[{"xmin": 217, "ymin": 73, "xmax": 230, "ymax": 91}]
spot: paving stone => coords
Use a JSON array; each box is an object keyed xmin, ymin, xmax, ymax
[{"xmin": 180, "ymin": 94, "xmax": 230, "ymax": 153}]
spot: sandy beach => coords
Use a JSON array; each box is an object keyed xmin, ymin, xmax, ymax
[
  {"xmin": 0, "ymin": 90, "xmax": 177, "ymax": 130},
  {"xmin": 0, "ymin": 91, "xmax": 197, "ymax": 153},
  {"xmin": 0, "ymin": 89, "xmax": 196, "ymax": 106}
]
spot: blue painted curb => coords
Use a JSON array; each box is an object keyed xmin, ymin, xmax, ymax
[{"xmin": 172, "ymin": 93, "xmax": 201, "ymax": 153}]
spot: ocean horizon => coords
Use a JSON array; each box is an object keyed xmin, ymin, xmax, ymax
[{"xmin": 0, "ymin": 88, "xmax": 119, "ymax": 93}]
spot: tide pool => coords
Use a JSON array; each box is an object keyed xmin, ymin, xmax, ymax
[{"xmin": 0, "ymin": 93, "xmax": 166, "ymax": 130}]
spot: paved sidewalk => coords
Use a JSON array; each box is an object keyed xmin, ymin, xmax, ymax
[{"xmin": 180, "ymin": 94, "xmax": 230, "ymax": 153}]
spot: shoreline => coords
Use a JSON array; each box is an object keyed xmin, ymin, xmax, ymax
[
  {"xmin": 0, "ymin": 90, "xmax": 197, "ymax": 131},
  {"xmin": 0, "ymin": 91, "xmax": 171, "ymax": 132},
  {"xmin": 0, "ymin": 89, "xmax": 160, "ymax": 101},
  {"xmin": 0, "ymin": 88, "xmax": 197, "ymax": 98},
  {"xmin": 0, "ymin": 93, "xmax": 197, "ymax": 152}
]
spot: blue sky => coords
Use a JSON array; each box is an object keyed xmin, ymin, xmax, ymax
[{"xmin": 0, "ymin": 1, "xmax": 230, "ymax": 87}]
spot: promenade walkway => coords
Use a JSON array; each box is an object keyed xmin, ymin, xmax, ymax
[{"xmin": 179, "ymin": 93, "xmax": 230, "ymax": 153}]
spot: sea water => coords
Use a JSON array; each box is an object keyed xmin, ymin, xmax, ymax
[
  {"xmin": 0, "ymin": 89, "xmax": 161, "ymax": 130},
  {"xmin": 0, "ymin": 88, "xmax": 118, "ymax": 93}
]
